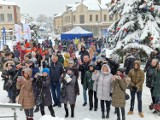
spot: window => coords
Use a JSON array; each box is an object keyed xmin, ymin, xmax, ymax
[
  {"xmin": 104, "ymin": 15, "xmax": 107, "ymax": 21},
  {"xmin": 8, "ymin": 14, "xmax": 13, "ymax": 22},
  {"xmin": 0, "ymin": 14, "xmax": 5, "ymax": 22},
  {"xmin": 80, "ymin": 15, "xmax": 85, "ymax": 24},
  {"xmin": 8, "ymin": 6, "xmax": 10, "ymax": 9},
  {"xmin": 96, "ymin": 15, "xmax": 98, "ymax": 22},
  {"xmin": 109, "ymin": 16, "xmax": 113, "ymax": 21},
  {"xmin": 90, "ymin": 15, "xmax": 92, "ymax": 22}
]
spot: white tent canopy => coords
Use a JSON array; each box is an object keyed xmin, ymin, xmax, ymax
[
  {"xmin": 63, "ymin": 26, "xmax": 92, "ymax": 34},
  {"xmin": 61, "ymin": 26, "xmax": 93, "ymax": 40}
]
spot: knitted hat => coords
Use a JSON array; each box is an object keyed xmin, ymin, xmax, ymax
[
  {"xmin": 117, "ymin": 68, "xmax": 124, "ymax": 74},
  {"xmin": 42, "ymin": 68, "xmax": 50, "ymax": 76}
]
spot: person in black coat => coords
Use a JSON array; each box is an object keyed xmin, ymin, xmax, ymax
[
  {"xmin": 79, "ymin": 46, "xmax": 90, "ymax": 63},
  {"xmin": 124, "ymin": 54, "xmax": 136, "ymax": 75},
  {"xmin": 144, "ymin": 51, "xmax": 156, "ymax": 72},
  {"xmin": 34, "ymin": 68, "xmax": 55, "ymax": 117},
  {"xmin": 50, "ymin": 55, "xmax": 64, "ymax": 107},
  {"xmin": 79, "ymin": 55, "xmax": 90, "ymax": 106}
]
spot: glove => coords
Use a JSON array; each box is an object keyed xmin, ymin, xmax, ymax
[
  {"xmin": 110, "ymin": 93, "xmax": 112, "ymax": 97},
  {"xmin": 132, "ymin": 86, "xmax": 137, "ymax": 91}
]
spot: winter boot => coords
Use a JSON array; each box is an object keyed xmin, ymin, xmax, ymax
[
  {"xmin": 102, "ymin": 112, "xmax": 105, "ymax": 119},
  {"xmin": 65, "ymin": 108, "xmax": 69, "ymax": 118},
  {"xmin": 34, "ymin": 106, "xmax": 39, "ymax": 113},
  {"xmin": 71, "ymin": 104, "xmax": 75, "ymax": 118},
  {"xmin": 89, "ymin": 107, "xmax": 93, "ymax": 111},
  {"xmin": 121, "ymin": 108, "xmax": 125, "ymax": 120},
  {"xmin": 106, "ymin": 109, "xmax": 110, "ymax": 118},
  {"xmin": 149, "ymin": 104, "xmax": 154, "ymax": 110},
  {"xmin": 94, "ymin": 108, "xmax": 97, "ymax": 111},
  {"xmin": 51, "ymin": 111, "xmax": 55, "ymax": 117},
  {"xmin": 127, "ymin": 111, "xmax": 133, "ymax": 115},
  {"xmin": 139, "ymin": 112, "xmax": 144, "ymax": 118},
  {"xmin": 114, "ymin": 107, "xmax": 117, "ymax": 114},
  {"xmin": 116, "ymin": 108, "xmax": 120, "ymax": 120},
  {"xmin": 71, "ymin": 110, "xmax": 74, "ymax": 118}
]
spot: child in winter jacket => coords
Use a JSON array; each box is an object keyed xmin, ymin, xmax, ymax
[
  {"xmin": 16, "ymin": 68, "xmax": 35, "ymax": 120},
  {"xmin": 84, "ymin": 63, "xmax": 98, "ymax": 111}
]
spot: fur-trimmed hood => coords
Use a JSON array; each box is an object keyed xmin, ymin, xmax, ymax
[{"xmin": 101, "ymin": 64, "xmax": 111, "ymax": 75}]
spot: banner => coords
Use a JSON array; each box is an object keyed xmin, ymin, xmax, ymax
[
  {"xmin": 23, "ymin": 23, "xmax": 31, "ymax": 41},
  {"xmin": 14, "ymin": 24, "xmax": 22, "ymax": 42}
]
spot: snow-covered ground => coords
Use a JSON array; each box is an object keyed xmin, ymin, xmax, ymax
[{"xmin": 0, "ymin": 67, "xmax": 160, "ymax": 120}]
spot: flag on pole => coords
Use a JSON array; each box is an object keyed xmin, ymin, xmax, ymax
[{"xmin": 14, "ymin": 24, "xmax": 22, "ymax": 42}]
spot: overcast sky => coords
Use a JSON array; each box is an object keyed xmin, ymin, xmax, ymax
[{"xmin": 6, "ymin": 0, "xmax": 80, "ymax": 18}]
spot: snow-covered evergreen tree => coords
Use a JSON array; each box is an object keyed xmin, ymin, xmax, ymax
[{"xmin": 108, "ymin": 0, "xmax": 160, "ymax": 54}]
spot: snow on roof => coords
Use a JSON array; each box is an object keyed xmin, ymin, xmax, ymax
[
  {"xmin": 54, "ymin": 11, "xmax": 64, "ymax": 18},
  {"xmin": 102, "ymin": 0, "xmax": 111, "ymax": 5},
  {"xmin": 69, "ymin": 0, "xmax": 108, "ymax": 11},
  {"xmin": 0, "ymin": 0, "xmax": 17, "ymax": 6}
]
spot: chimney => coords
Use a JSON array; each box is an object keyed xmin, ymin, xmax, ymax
[{"xmin": 98, "ymin": 0, "xmax": 101, "ymax": 4}]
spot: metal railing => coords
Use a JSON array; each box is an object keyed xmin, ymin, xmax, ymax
[{"xmin": 0, "ymin": 103, "xmax": 22, "ymax": 120}]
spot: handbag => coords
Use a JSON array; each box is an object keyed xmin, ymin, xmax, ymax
[
  {"xmin": 118, "ymin": 81, "xmax": 130, "ymax": 100},
  {"xmin": 125, "ymin": 93, "xmax": 130, "ymax": 100}
]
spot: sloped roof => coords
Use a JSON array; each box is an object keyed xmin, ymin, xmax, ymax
[
  {"xmin": 69, "ymin": 0, "xmax": 109, "ymax": 11},
  {"xmin": 0, "ymin": 0, "xmax": 17, "ymax": 6}
]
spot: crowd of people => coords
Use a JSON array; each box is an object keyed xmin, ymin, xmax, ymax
[{"xmin": 0, "ymin": 37, "xmax": 160, "ymax": 120}]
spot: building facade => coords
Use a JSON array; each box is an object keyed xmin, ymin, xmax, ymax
[
  {"xmin": 0, "ymin": 1, "xmax": 20, "ymax": 39},
  {"xmin": 54, "ymin": 0, "xmax": 119, "ymax": 36}
]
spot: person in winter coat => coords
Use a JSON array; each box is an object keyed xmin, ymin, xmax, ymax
[
  {"xmin": 16, "ymin": 68, "xmax": 35, "ymax": 120},
  {"xmin": 64, "ymin": 53, "xmax": 70, "ymax": 68},
  {"xmin": 92, "ymin": 64, "xmax": 113, "ymax": 119},
  {"xmin": 112, "ymin": 68, "xmax": 129, "ymax": 120},
  {"xmin": 71, "ymin": 53, "xmax": 79, "ymax": 67},
  {"xmin": 34, "ymin": 68, "xmax": 55, "ymax": 117},
  {"xmin": 68, "ymin": 59, "xmax": 80, "ymax": 95},
  {"xmin": 89, "ymin": 44, "xmax": 96, "ymax": 60},
  {"xmin": 79, "ymin": 55, "xmax": 90, "ymax": 106},
  {"xmin": 144, "ymin": 51, "xmax": 156, "ymax": 72},
  {"xmin": 50, "ymin": 55, "xmax": 64, "ymax": 107},
  {"xmin": 124, "ymin": 54, "xmax": 136, "ymax": 75},
  {"xmin": 57, "ymin": 51, "xmax": 64, "ymax": 64},
  {"xmin": 2, "ymin": 61, "xmax": 16, "ymax": 103},
  {"xmin": 152, "ymin": 63, "xmax": 160, "ymax": 113},
  {"xmin": 84, "ymin": 63, "xmax": 98, "ymax": 111},
  {"xmin": 68, "ymin": 45, "xmax": 74, "ymax": 57},
  {"xmin": 79, "ymin": 46, "xmax": 90, "ymax": 63},
  {"xmin": 146, "ymin": 59, "xmax": 159, "ymax": 110},
  {"xmin": 60, "ymin": 67, "xmax": 77, "ymax": 118},
  {"xmin": 128, "ymin": 60, "xmax": 145, "ymax": 118},
  {"xmin": 27, "ymin": 60, "xmax": 40, "ymax": 113}
]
